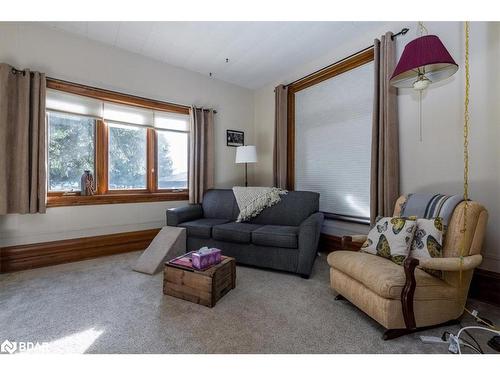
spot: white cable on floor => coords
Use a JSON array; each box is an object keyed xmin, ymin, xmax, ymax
[
  {"xmin": 460, "ymin": 341, "xmax": 482, "ymax": 354},
  {"xmin": 456, "ymin": 326, "xmax": 500, "ymax": 354}
]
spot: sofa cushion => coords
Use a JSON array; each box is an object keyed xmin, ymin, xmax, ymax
[
  {"xmin": 202, "ymin": 189, "xmax": 239, "ymax": 220},
  {"xmin": 327, "ymin": 251, "xmax": 457, "ymax": 301},
  {"xmin": 212, "ymin": 222, "xmax": 263, "ymax": 243},
  {"xmin": 248, "ymin": 191, "xmax": 319, "ymax": 226},
  {"xmin": 252, "ymin": 225, "xmax": 299, "ymax": 249},
  {"xmin": 178, "ymin": 218, "xmax": 230, "ymax": 239}
]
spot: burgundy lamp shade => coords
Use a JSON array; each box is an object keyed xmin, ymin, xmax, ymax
[{"xmin": 390, "ymin": 35, "xmax": 458, "ymax": 88}]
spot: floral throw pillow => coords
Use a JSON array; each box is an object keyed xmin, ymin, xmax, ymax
[
  {"xmin": 410, "ymin": 217, "xmax": 445, "ymax": 277},
  {"xmin": 361, "ymin": 217, "xmax": 417, "ymax": 265}
]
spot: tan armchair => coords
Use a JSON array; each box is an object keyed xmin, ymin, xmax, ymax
[{"xmin": 327, "ymin": 196, "xmax": 488, "ymax": 340}]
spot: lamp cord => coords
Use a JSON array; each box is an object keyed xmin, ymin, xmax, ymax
[
  {"xmin": 419, "ymin": 90, "xmax": 423, "ymax": 142},
  {"xmin": 460, "ymin": 21, "xmax": 470, "ymax": 281},
  {"xmin": 418, "ymin": 21, "xmax": 428, "ymax": 37},
  {"xmin": 416, "ymin": 21, "xmax": 427, "ymax": 142}
]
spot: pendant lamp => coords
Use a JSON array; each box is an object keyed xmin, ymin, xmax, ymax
[
  {"xmin": 390, "ymin": 23, "xmax": 459, "ymax": 141},
  {"xmin": 390, "ymin": 34, "xmax": 459, "ymax": 89}
]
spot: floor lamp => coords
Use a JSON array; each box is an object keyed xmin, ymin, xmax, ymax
[{"xmin": 235, "ymin": 145, "xmax": 257, "ymax": 187}]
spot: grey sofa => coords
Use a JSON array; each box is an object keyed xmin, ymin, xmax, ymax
[{"xmin": 166, "ymin": 189, "xmax": 323, "ymax": 278}]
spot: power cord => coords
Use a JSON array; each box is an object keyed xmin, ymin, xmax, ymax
[
  {"xmin": 420, "ymin": 307, "xmax": 499, "ymax": 353},
  {"xmin": 454, "ymin": 326, "xmax": 500, "ymax": 354},
  {"xmin": 463, "ymin": 307, "xmax": 500, "ymax": 353},
  {"xmin": 464, "ymin": 308, "xmax": 497, "ymax": 330},
  {"xmin": 459, "ymin": 325, "xmax": 484, "ymax": 353},
  {"xmin": 442, "ymin": 331, "xmax": 483, "ymax": 354}
]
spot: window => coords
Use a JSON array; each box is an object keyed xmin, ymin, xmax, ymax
[
  {"xmin": 288, "ymin": 49, "xmax": 374, "ymax": 222},
  {"xmin": 45, "ymin": 80, "xmax": 191, "ymax": 206},
  {"xmin": 157, "ymin": 130, "xmax": 188, "ymax": 190},
  {"xmin": 48, "ymin": 112, "xmax": 96, "ymax": 191},
  {"xmin": 108, "ymin": 123, "xmax": 147, "ymax": 190}
]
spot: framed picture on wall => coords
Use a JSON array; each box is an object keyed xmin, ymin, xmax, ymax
[{"xmin": 227, "ymin": 130, "xmax": 244, "ymax": 147}]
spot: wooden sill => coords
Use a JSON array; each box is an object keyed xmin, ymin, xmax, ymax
[{"xmin": 46, "ymin": 192, "xmax": 189, "ymax": 207}]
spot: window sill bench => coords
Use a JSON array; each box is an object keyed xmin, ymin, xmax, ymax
[{"xmin": 46, "ymin": 192, "xmax": 189, "ymax": 207}]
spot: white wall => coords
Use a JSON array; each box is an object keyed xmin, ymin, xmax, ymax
[
  {"xmin": 253, "ymin": 22, "xmax": 500, "ymax": 272},
  {"xmin": 0, "ymin": 22, "xmax": 254, "ymax": 246}
]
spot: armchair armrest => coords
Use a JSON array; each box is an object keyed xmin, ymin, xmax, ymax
[
  {"xmin": 401, "ymin": 257, "xmax": 420, "ymax": 330},
  {"xmin": 297, "ymin": 212, "xmax": 324, "ymax": 277},
  {"xmin": 341, "ymin": 235, "xmax": 367, "ymax": 251},
  {"xmin": 417, "ymin": 254, "xmax": 483, "ymax": 272},
  {"xmin": 399, "ymin": 254, "xmax": 483, "ymax": 332},
  {"xmin": 166, "ymin": 204, "xmax": 203, "ymax": 226}
]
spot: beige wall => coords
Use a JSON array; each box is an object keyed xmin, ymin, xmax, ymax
[
  {"xmin": 252, "ymin": 22, "xmax": 500, "ymax": 272},
  {"xmin": 0, "ymin": 22, "xmax": 254, "ymax": 246}
]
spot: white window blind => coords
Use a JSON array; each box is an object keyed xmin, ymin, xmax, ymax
[
  {"xmin": 294, "ymin": 61, "xmax": 374, "ymax": 219},
  {"xmin": 46, "ymin": 89, "xmax": 189, "ymax": 130},
  {"xmin": 103, "ymin": 102, "xmax": 154, "ymax": 126},
  {"xmin": 46, "ymin": 89, "xmax": 102, "ymax": 118},
  {"xmin": 154, "ymin": 111, "xmax": 190, "ymax": 132}
]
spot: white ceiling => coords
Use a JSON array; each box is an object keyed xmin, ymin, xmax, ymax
[{"xmin": 44, "ymin": 22, "xmax": 386, "ymax": 89}]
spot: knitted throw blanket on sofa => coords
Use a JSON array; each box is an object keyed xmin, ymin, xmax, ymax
[{"xmin": 232, "ymin": 187, "xmax": 287, "ymax": 222}]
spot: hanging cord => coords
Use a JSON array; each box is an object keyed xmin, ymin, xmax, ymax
[
  {"xmin": 416, "ymin": 21, "xmax": 427, "ymax": 142},
  {"xmin": 460, "ymin": 21, "xmax": 470, "ymax": 282},
  {"xmin": 418, "ymin": 21, "xmax": 428, "ymax": 36},
  {"xmin": 419, "ymin": 90, "xmax": 423, "ymax": 142}
]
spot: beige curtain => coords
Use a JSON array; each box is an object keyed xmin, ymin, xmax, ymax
[
  {"xmin": 273, "ymin": 84, "xmax": 288, "ymax": 189},
  {"xmin": 189, "ymin": 107, "xmax": 215, "ymax": 204},
  {"xmin": 370, "ymin": 32, "xmax": 399, "ymax": 224},
  {"xmin": 0, "ymin": 63, "xmax": 46, "ymax": 214}
]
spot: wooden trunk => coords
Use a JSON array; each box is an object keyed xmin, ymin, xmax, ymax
[{"xmin": 163, "ymin": 256, "xmax": 236, "ymax": 307}]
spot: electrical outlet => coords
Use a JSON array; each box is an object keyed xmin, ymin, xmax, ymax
[{"xmin": 448, "ymin": 334, "xmax": 459, "ymax": 354}]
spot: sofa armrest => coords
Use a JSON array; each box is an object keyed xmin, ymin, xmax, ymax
[
  {"xmin": 297, "ymin": 212, "xmax": 324, "ymax": 277},
  {"xmin": 166, "ymin": 204, "xmax": 203, "ymax": 226},
  {"xmin": 417, "ymin": 254, "xmax": 483, "ymax": 272}
]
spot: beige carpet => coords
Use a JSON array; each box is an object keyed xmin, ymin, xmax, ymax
[{"xmin": 0, "ymin": 251, "xmax": 498, "ymax": 354}]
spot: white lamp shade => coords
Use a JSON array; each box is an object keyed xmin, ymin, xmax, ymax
[{"xmin": 235, "ymin": 145, "xmax": 257, "ymax": 164}]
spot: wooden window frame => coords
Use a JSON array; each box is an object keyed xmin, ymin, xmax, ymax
[
  {"xmin": 46, "ymin": 79, "xmax": 189, "ymax": 207},
  {"xmin": 286, "ymin": 48, "xmax": 374, "ymax": 190}
]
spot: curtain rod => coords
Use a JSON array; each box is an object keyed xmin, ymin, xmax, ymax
[
  {"xmin": 10, "ymin": 67, "xmax": 27, "ymax": 76},
  {"xmin": 11, "ymin": 69, "xmax": 220, "ymax": 115},
  {"xmin": 194, "ymin": 107, "xmax": 218, "ymax": 114},
  {"xmin": 284, "ymin": 27, "xmax": 409, "ymax": 88},
  {"xmin": 46, "ymin": 76, "xmax": 218, "ymax": 114}
]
